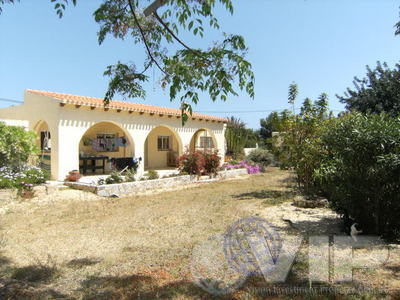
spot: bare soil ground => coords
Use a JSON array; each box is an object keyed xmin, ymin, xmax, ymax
[{"xmin": 0, "ymin": 167, "xmax": 399, "ymax": 299}]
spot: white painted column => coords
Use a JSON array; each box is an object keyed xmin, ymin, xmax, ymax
[
  {"xmin": 128, "ymin": 130, "xmax": 146, "ymax": 177},
  {"xmin": 54, "ymin": 122, "xmax": 85, "ymax": 180},
  {"xmin": 47, "ymin": 121, "xmax": 60, "ymax": 180}
]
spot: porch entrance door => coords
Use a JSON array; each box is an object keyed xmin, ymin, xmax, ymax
[{"xmin": 39, "ymin": 131, "xmax": 51, "ymax": 172}]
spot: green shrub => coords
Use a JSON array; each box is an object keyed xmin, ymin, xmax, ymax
[
  {"xmin": 313, "ymin": 113, "xmax": 400, "ymax": 240},
  {"xmin": 124, "ymin": 168, "xmax": 136, "ymax": 182},
  {"xmin": 144, "ymin": 170, "xmax": 159, "ymax": 180},
  {"xmin": 246, "ymin": 148, "xmax": 274, "ymax": 167},
  {"xmin": 105, "ymin": 171, "xmax": 123, "ymax": 184},
  {"xmin": 0, "ymin": 122, "xmax": 38, "ymax": 169}
]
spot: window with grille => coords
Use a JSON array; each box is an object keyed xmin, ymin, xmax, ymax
[
  {"xmin": 158, "ymin": 136, "xmax": 170, "ymax": 150},
  {"xmin": 199, "ymin": 136, "xmax": 214, "ymax": 148}
]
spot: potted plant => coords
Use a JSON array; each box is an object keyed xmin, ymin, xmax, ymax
[
  {"xmin": 18, "ymin": 182, "xmax": 35, "ymax": 199},
  {"xmin": 66, "ymin": 170, "xmax": 82, "ymax": 182}
]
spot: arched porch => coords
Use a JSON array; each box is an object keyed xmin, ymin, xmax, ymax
[
  {"xmin": 189, "ymin": 128, "xmax": 218, "ymax": 153},
  {"xmin": 78, "ymin": 121, "xmax": 135, "ymax": 175},
  {"xmin": 144, "ymin": 125, "xmax": 182, "ymax": 170}
]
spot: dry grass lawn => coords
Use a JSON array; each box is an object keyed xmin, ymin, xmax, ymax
[{"xmin": 0, "ymin": 167, "xmax": 399, "ymax": 299}]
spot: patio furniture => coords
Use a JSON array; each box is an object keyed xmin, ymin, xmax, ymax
[
  {"xmin": 110, "ymin": 157, "xmax": 141, "ymax": 171},
  {"xmin": 79, "ymin": 155, "xmax": 108, "ymax": 175}
]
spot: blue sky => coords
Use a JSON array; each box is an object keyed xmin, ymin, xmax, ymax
[{"xmin": 0, "ymin": 0, "xmax": 399, "ymax": 129}]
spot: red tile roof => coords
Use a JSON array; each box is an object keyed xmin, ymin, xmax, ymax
[{"xmin": 26, "ymin": 89, "xmax": 227, "ymax": 122}]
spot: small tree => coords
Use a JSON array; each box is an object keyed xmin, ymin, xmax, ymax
[
  {"xmin": 260, "ymin": 112, "xmax": 280, "ymax": 139},
  {"xmin": 338, "ymin": 61, "xmax": 400, "ymax": 117},
  {"xmin": 288, "ymin": 82, "xmax": 298, "ymax": 114},
  {"xmin": 273, "ymin": 93, "xmax": 331, "ymax": 195}
]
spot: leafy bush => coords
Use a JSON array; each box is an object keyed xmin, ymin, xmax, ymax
[
  {"xmin": 177, "ymin": 150, "xmax": 222, "ymax": 176},
  {"xmin": 177, "ymin": 151, "xmax": 205, "ymax": 175},
  {"xmin": 23, "ymin": 166, "xmax": 50, "ymax": 184},
  {"xmin": 124, "ymin": 168, "xmax": 136, "ymax": 182},
  {"xmin": 272, "ymin": 95, "xmax": 329, "ymax": 195},
  {"xmin": 313, "ymin": 113, "xmax": 400, "ymax": 240},
  {"xmin": 0, "ymin": 122, "xmax": 38, "ymax": 169},
  {"xmin": 246, "ymin": 148, "xmax": 274, "ymax": 167},
  {"xmin": 105, "ymin": 171, "xmax": 123, "ymax": 184},
  {"xmin": 0, "ymin": 165, "xmax": 49, "ymax": 189},
  {"xmin": 144, "ymin": 170, "xmax": 159, "ymax": 180},
  {"xmin": 203, "ymin": 150, "xmax": 221, "ymax": 176}
]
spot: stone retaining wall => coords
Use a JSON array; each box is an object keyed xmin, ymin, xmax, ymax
[{"xmin": 66, "ymin": 168, "xmax": 248, "ymax": 197}]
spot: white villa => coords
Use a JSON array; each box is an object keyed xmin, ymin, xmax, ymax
[{"xmin": 0, "ymin": 90, "xmax": 227, "ymax": 180}]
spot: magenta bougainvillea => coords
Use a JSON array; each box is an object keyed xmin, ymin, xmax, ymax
[{"xmin": 222, "ymin": 160, "xmax": 263, "ymax": 174}]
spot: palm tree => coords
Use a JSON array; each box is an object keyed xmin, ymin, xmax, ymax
[{"xmin": 225, "ymin": 116, "xmax": 248, "ymax": 159}]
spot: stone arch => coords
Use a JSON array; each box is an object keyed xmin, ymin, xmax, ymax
[
  {"xmin": 189, "ymin": 128, "xmax": 218, "ymax": 152},
  {"xmin": 144, "ymin": 125, "xmax": 183, "ymax": 169},
  {"xmin": 78, "ymin": 121, "xmax": 135, "ymax": 175}
]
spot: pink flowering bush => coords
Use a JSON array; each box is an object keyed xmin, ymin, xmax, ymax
[{"xmin": 221, "ymin": 160, "xmax": 263, "ymax": 174}]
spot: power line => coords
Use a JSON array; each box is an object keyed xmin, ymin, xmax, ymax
[
  {"xmin": 0, "ymin": 98, "xmax": 23, "ymax": 104},
  {"xmin": 197, "ymin": 108, "xmax": 344, "ymax": 114},
  {"xmin": 197, "ymin": 108, "xmax": 296, "ymax": 114}
]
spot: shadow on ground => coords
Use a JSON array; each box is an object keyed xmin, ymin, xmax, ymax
[
  {"xmin": 76, "ymin": 274, "xmax": 234, "ymax": 299},
  {"xmin": 66, "ymin": 257, "xmax": 101, "ymax": 269},
  {"xmin": 0, "ymin": 257, "xmax": 68, "ymax": 299},
  {"xmin": 233, "ymin": 190, "xmax": 296, "ymax": 204},
  {"xmin": 275, "ymin": 216, "xmax": 342, "ymax": 236}
]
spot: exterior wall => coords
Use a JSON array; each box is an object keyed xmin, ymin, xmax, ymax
[
  {"xmin": 0, "ymin": 92, "xmax": 60, "ymax": 177},
  {"xmin": 0, "ymin": 91, "xmax": 226, "ymax": 180}
]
